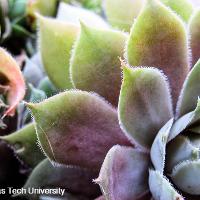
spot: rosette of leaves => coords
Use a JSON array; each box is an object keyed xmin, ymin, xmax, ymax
[{"xmin": 4, "ymin": 0, "xmax": 200, "ymax": 199}]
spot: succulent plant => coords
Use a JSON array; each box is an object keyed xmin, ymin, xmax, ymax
[{"xmin": 2, "ymin": 0, "xmax": 200, "ymax": 199}]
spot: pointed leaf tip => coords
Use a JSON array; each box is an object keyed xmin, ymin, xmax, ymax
[
  {"xmin": 38, "ymin": 16, "xmax": 79, "ymax": 90},
  {"xmin": 119, "ymin": 67, "xmax": 173, "ymax": 149},
  {"xmin": 28, "ymin": 91, "xmax": 132, "ymax": 170},
  {"xmin": 1, "ymin": 123, "xmax": 44, "ymax": 167},
  {"xmin": 97, "ymin": 145, "xmax": 150, "ymax": 200},
  {"xmin": 127, "ymin": 0, "xmax": 190, "ymax": 109},
  {"xmin": 70, "ymin": 25, "xmax": 128, "ymax": 106}
]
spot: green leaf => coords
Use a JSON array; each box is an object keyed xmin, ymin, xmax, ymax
[
  {"xmin": 177, "ymin": 59, "xmax": 200, "ymax": 117},
  {"xmin": 38, "ymin": 15, "xmax": 79, "ymax": 90},
  {"xmin": 150, "ymin": 118, "xmax": 173, "ymax": 173},
  {"xmin": 96, "ymin": 145, "xmax": 150, "ymax": 200},
  {"xmin": 24, "ymin": 159, "xmax": 100, "ymax": 199},
  {"xmin": 189, "ymin": 9, "xmax": 200, "ymax": 66},
  {"xmin": 70, "ymin": 23, "xmax": 127, "ymax": 106},
  {"xmin": 1, "ymin": 123, "xmax": 44, "ymax": 167},
  {"xmin": 171, "ymin": 160, "xmax": 200, "ymax": 195},
  {"xmin": 103, "ymin": 0, "xmax": 144, "ymax": 32},
  {"xmin": 126, "ymin": 0, "xmax": 190, "ymax": 108},
  {"xmin": 160, "ymin": 0, "xmax": 193, "ymax": 22},
  {"xmin": 26, "ymin": 91, "xmax": 132, "ymax": 170},
  {"xmin": 119, "ymin": 66, "xmax": 172, "ymax": 149},
  {"xmin": 149, "ymin": 170, "xmax": 183, "ymax": 200}
]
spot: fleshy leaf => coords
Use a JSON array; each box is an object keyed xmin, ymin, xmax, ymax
[
  {"xmin": 103, "ymin": 0, "xmax": 144, "ymax": 32},
  {"xmin": 166, "ymin": 135, "xmax": 199, "ymax": 173},
  {"xmin": 1, "ymin": 123, "xmax": 44, "ymax": 167},
  {"xmin": 70, "ymin": 23, "xmax": 127, "ymax": 106},
  {"xmin": 177, "ymin": 59, "xmax": 200, "ymax": 117},
  {"xmin": 189, "ymin": 9, "xmax": 200, "ymax": 66},
  {"xmin": 38, "ymin": 15, "xmax": 79, "ymax": 90},
  {"xmin": 96, "ymin": 145, "xmax": 150, "ymax": 200},
  {"xmin": 160, "ymin": 0, "xmax": 193, "ymax": 22},
  {"xmin": 119, "ymin": 66, "xmax": 173, "ymax": 149},
  {"xmin": 26, "ymin": 91, "xmax": 132, "ymax": 170},
  {"xmin": 150, "ymin": 118, "xmax": 173, "ymax": 173},
  {"xmin": 24, "ymin": 159, "xmax": 100, "ymax": 199},
  {"xmin": 26, "ymin": 0, "xmax": 57, "ymax": 29},
  {"xmin": 57, "ymin": 2, "xmax": 109, "ymax": 29},
  {"xmin": 169, "ymin": 99, "xmax": 200, "ymax": 141},
  {"xmin": 126, "ymin": 0, "xmax": 190, "ymax": 108},
  {"xmin": 171, "ymin": 160, "xmax": 200, "ymax": 195},
  {"xmin": 0, "ymin": 48, "xmax": 25, "ymax": 117},
  {"xmin": 149, "ymin": 170, "xmax": 183, "ymax": 200}
]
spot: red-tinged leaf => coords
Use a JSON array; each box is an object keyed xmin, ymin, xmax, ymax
[{"xmin": 0, "ymin": 48, "xmax": 25, "ymax": 117}]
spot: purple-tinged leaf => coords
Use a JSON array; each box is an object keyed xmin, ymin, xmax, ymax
[
  {"xmin": 26, "ymin": 91, "xmax": 132, "ymax": 170},
  {"xmin": 96, "ymin": 145, "xmax": 150, "ymax": 200},
  {"xmin": 126, "ymin": 0, "xmax": 190, "ymax": 108},
  {"xmin": 119, "ymin": 66, "xmax": 173, "ymax": 149},
  {"xmin": 24, "ymin": 159, "xmax": 100, "ymax": 199}
]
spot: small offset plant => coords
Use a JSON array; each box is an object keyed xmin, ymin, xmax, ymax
[{"xmin": 2, "ymin": 0, "xmax": 200, "ymax": 200}]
